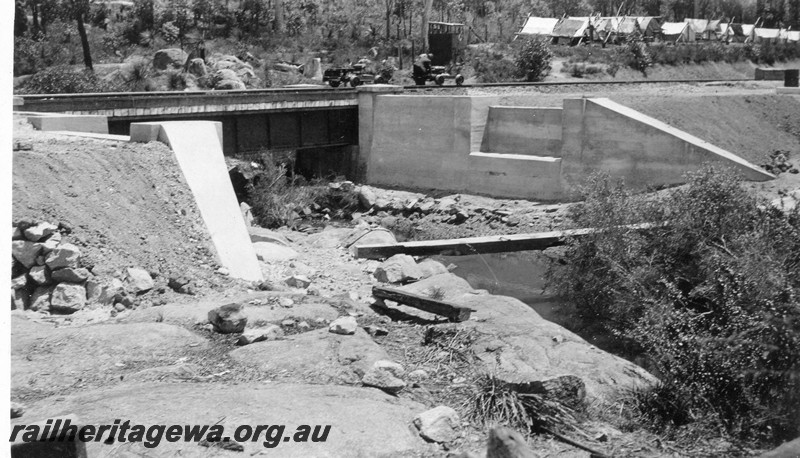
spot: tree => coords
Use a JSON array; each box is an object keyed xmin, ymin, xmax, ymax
[
  {"xmin": 59, "ymin": 0, "xmax": 93, "ymax": 71},
  {"xmin": 15, "ymin": 1, "xmax": 28, "ymax": 36}
]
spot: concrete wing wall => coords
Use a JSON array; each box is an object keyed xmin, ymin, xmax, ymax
[
  {"xmin": 131, "ymin": 121, "xmax": 263, "ymax": 282},
  {"xmin": 479, "ymin": 106, "xmax": 563, "ymax": 156},
  {"xmin": 560, "ymin": 98, "xmax": 773, "ymax": 194}
]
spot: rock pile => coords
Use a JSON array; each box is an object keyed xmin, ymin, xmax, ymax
[{"xmin": 11, "ymin": 221, "xmax": 158, "ymax": 314}]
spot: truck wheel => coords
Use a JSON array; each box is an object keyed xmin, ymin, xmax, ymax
[
  {"xmin": 455, "ymin": 74, "xmax": 464, "ymax": 86},
  {"xmin": 374, "ymin": 76, "xmax": 385, "ymax": 84},
  {"xmin": 350, "ymin": 76, "xmax": 361, "ymax": 87},
  {"xmin": 329, "ymin": 80, "xmax": 340, "ymax": 88},
  {"xmin": 434, "ymin": 75, "xmax": 445, "ymax": 86}
]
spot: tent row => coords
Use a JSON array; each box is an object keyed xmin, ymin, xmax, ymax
[{"xmin": 518, "ymin": 15, "xmax": 800, "ymax": 45}]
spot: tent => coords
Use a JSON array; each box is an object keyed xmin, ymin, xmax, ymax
[
  {"xmin": 719, "ymin": 23, "xmax": 752, "ymax": 42},
  {"xmin": 636, "ymin": 17, "xmax": 663, "ymax": 37},
  {"xmin": 787, "ymin": 30, "xmax": 800, "ymax": 42},
  {"xmin": 753, "ymin": 27, "xmax": 781, "ymax": 43},
  {"xmin": 592, "ymin": 17, "xmax": 620, "ymax": 42},
  {"xmin": 707, "ymin": 19, "xmax": 722, "ymax": 39},
  {"xmin": 684, "ymin": 18, "xmax": 710, "ymax": 39},
  {"xmin": 550, "ymin": 17, "xmax": 593, "ymax": 45},
  {"xmin": 662, "ymin": 22, "xmax": 695, "ymax": 43},
  {"xmin": 517, "ymin": 16, "xmax": 559, "ymax": 37}
]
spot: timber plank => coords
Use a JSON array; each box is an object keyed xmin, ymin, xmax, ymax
[
  {"xmin": 372, "ymin": 286, "xmax": 476, "ymax": 322},
  {"xmin": 354, "ymin": 228, "xmax": 594, "ymax": 259}
]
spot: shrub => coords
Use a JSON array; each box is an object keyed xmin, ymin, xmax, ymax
[
  {"xmin": 549, "ymin": 167, "xmax": 800, "ymax": 445},
  {"xmin": 19, "ymin": 66, "xmax": 113, "ymax": 94},
  {"xmin": 624, "ymin": 31, "xmax": 652, "ymax": 76},
  {"xmin": 247, "ymin": 153, "xmax": 359, "ymax": 228},
  {"xmin": 514, "ymin": 38, "xmax": 552, "ymax": 82},
  {"xmin": 466, "ymin": 46, "xmax": 518, "ymax": 83}
]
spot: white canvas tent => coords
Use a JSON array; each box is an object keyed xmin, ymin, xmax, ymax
[
  {"xmin": 517, "ymin": 16, "xmax": 559, "ymax": 37},
  {"xmin": 684, "ymin": 18, "xmax": 710, "ymax": 39},
  {"xmin": 787, "ymin": 30, "xmax": 800, "ymax": 42},
  {"xmin": 753, "ymin": 27, "xmax": 781, "ymax": 43},
  {"xmin": 662, "ymin": 22, "xmax": 695, "ymax": 43},
  {"xmin": 550, "ymin": 17, "xmax": 594, "ymax": 45}
]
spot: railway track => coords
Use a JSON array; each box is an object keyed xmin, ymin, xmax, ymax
[{"xmin": 15, "ymin": 77, "xmax": 755, "ymax": 103}]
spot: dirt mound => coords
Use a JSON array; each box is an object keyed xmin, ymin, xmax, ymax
[{"xmin": 12, "ymin": 117, "xmax": 241, "ymax": 297}]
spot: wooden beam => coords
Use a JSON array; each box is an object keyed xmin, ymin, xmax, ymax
[
  {"xmin": 372, "ymin": 286, "xmax": 475, "ymax": 322},
  {"xmin": 354, "ymin": 224, "xmax": 658, "ymax": 260},
  {"xmin": 354, "ymin": 228, "xmax": 593, "ymax": 259}
]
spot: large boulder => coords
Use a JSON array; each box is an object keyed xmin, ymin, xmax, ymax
[
  {"xmin": 186, "ymin": 58, "xmax": 207, "ymax": 77},
  {"xmin": 52, "ymin": 267, "xmax": 91, "ymax": 284},
  {"xmin": 373, "ymin": 254, "xmax": 423, "ymax": 284},
  {"xmin": 153, "ymin": 48, "xmax": 188, "ymax": 71},
  {"xmin": 329, "ymin": 316, "xmax": 358, "ymax": 335},
  {"xmin": 208, "ymin": 303, "xmax": 247, "ymax": 334},
  {"xmin": 362, "ymin": 360, "xmax": 406, "ymax": 394},
  {"xmin": 486, "ymin": 427, "xmax": 537, "ymax": 458},
  {"xmin": 28, "ymin": 265, "xmax": 52, "ymax": 286},
  {"xmin": 12, "ymin": 240, "xmax": 42, "ymax": 269},
  {"xmin": 413, "ymin": 406, "xmax": 460, "ymax": 443},
  {"xmin": 125, "ymin": 267, "xmax": 154, "ymax": 294},
  {"xmin": 29, "ymin": 286, "xmax": 54, "ymax": 312},
  {"xmin": 23, "ymin": 222, "xmax": 58, "ymax": 242},
  {"xmin": 45, "ymin": 243, "xmax": 81, "ymax": 270},
  {"xmin": 50, "ymin": 283, "xmax": 86, "ymax": 314},
  {"xmin": 417, "ymin": 259, "xmax": 449, "ymax": 279}
]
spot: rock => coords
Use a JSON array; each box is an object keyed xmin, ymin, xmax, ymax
[
  {"xmin": 153, "ymin": 48, "xmax": 188, "ymax": 70},
  {"xmin": 215, "ymin": 78, "xmax": 246, "ymax": 90},
  {"xmin": 85, "ymin": 278, "xmax": 103, "ymax": 304},
  {"xmin": 12, "ymin": 226, "xmax": 23, "ymax": 240},
  {"xmin": 362, "ymin": 360, "xmax": 406, "ymax": 393},
  {"xmin": 253, "ymin": 242, "xmax": 298, "ymax": 262},
  {"xmin": 278, "ymin": 297, "xmax": 295, "ymax": 307},
  {"xmin": 15, "ymin": 383, "xmax": 425, "ymax": 457},
  {"xmin": 298, "ymin": 321, "xmax": 310, "ymax": 330},
  {"xmin": 329, "ymin": 316, "xmax": 358, "ymax": 335},
  {"xmin": 186, "ymin": 58, "xmax": 207, "ymax": 77},
  {"xmin": 760, "ymin": 437, "xmax": 800, "ymax": 458},
  {"xmin": 417, "ymin": 259, "xmax": 449, "ymax": 279},
  {"xmin": 125, "ymin": 267, "xmax": 154, "ymax": 294},
  {"xmin": 10, "ymin": 402, "xmax": 24, "ymax": 419},
  {"xmin": 45, "ymin": 243, "xmax": 81, "ymax": 270},
  {"xmin": 29, "ymin": 286, "xmax": 53, "ymax": 312},
  {"xmin": 11, "ymin": 275, "xmax": 27, "ymax": 290},
  {"xmin": 28, "ymin": 265, "xmax": 52, "ymax": 286},
  {"xmin": 486, "ymin": 427, "xmax": 537, "ymax": 458},
  {"xmin": 36, "ymin": 231, "xmax": 62, "ymax": 254},
  {"xmin": 168, "ymin": 276, "xmax": 191, "ymax": 291},
  {"xmin": 11, "ymin": 289, "xmax": 29, "ymax": 310},
  {"xmin": 240, "ymin": 202, "xmax": 253, "ymax": 227},
  {"xmin": 12, "ymin": 240, "xmax": 42, "ymax": 268},
  {"xmin": 23, "ymin": 222, "xmax": 58, "ymax": 242},
  {"xmin": 208, "ymin": 303, "xmax": 247, "ymax": 334},
  {"xmin": 408, "ymin": 369, "xmax": 428, "ymax": 381},
  {"xmin": 96, "ymin": 278, "xmax": 124, "ymax": 306},
  {"xmin": 230, "ymin": 328, "xmax": 389, "ymax": 384},
  {"xmin": 50, "ymin": 283, "xmax": 87, "ymax": 314},
  {"xmin": 249, "ymin": 227, "xmax": 291, "ymax": 246},
  {"xmin": 346, "ymin": 228, "xmax": 397, "ymax": 251},
  {"xmin": 281, "ymin": 319, "xmax": 296, "ymax": 327},
  {"xmin": 374, "ymin": 254, "xmax": 423, "ymax": 284},
  {"xmin": 285, "ymin": 275, "xmax": 312, "ymax": 288},
  {"xmin": 364, "ymin": 325, "xmax": 388, "ymax": 336},
  {"xmin": 358, "ymin": 186, "xmax": 378, "ymax": 208},
  {"xmin": 413, "ymin": 406, "xmax": 460, "ymax": 443},
  {"xmin": 237, "ymin": 325, "xmax": 284, "ymax": 345},
  {"xmin": 51, "ymin": 267, "xmax": 91, "ymax": 284}
]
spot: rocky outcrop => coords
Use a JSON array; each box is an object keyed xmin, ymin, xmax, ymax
[{"xmin": 153, "ymin": 48, "xmax": 188, "ymax": 71}]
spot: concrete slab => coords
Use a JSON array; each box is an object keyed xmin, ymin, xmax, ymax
[
  {"xmin": 776, "ymin": 87, "xmax": 800, "ymax": 95},
  {"xmin": 27, "ymin": 114, "xmax": 108, "ymax": 134},
  {"xmin": 130, "ymin": 121, "xmax": 263, "ymax": 282}
]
